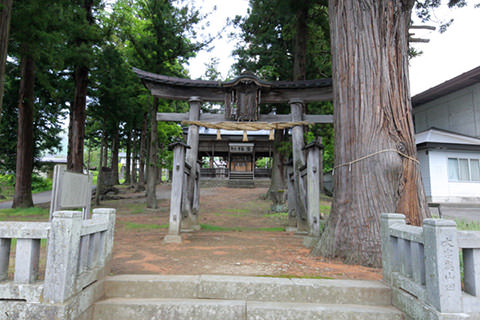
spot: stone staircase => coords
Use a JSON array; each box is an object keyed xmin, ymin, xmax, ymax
[
  {"xmin": 228, "ymin": 171, "xmax": 255, "ymax": 188},
  {"xmin": 92, "ymin": 275, "xmax": 404, "ymax": 320}
]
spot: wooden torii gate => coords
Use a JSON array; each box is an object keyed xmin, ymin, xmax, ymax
[{"xmin": 133, "ymin": 68, "xmax": 333, "ymax": 243}]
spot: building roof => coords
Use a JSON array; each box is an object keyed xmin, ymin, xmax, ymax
[
  {"xmin": 412, "ymin": 66, "xmax": 480, "ymax": 107},
  {"xmin": 415, "ymin": 128, "xmax": 480, "ymax": 146},
  {"xmin": 38, "ymin": 155, "xmax": 67, "ymax": 163}
]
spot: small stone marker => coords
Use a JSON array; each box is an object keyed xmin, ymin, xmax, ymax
[{"xmin": 50, "ymin": 165, "xmax": 93, "ymax": 220}]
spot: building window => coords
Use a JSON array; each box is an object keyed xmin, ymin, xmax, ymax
[{"xmin": 448, "ymin": 158, "xmax": 480, "ymax": 182}]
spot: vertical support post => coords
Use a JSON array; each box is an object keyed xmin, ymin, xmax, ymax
[
  {"xmin": 14, "ymin": 239, "xmax": 40, "ymax": 283},
  {"xmin": 193, "ymin": 161, "xmax": 201, "ymax": 216},
  {"xmin": 424, "ymin": 218, "xmax": 462, "ymax": 313},
  {"xmin": 87, "ymin": 232, "xmax": 101, "ymax": 268},
  {"xmin": 304, "ymin": 140, "xmax": 323, "ymax": 237},
  {"xmin": 49, "ymin": 165, "xmax": 66, "ymax": 220},
  {"xmin": 380, "ymin": 213, "xmax": 406, "ymax": 284},
  {"xmin": 92, "ymin": 208, "xmax": 116, "ymax": 273},
  {"xmin": 286, "ymin": 164, "xmax": 297, "ymax": 232},
  {"xmin": 165, "ymin": 142, "xmax": 188, "ymax": 243},
  {"xmin": 82, "ymin": 172, "xmax": 93, "ymax": 219},
  {"xmin": 0, "ymin": 238, "xmax": 11, "ymax": 281},
  {"xmin": 411, "ymin": 241, "xmax": 426, "ymax": 285},
  {"xmin": 397, "ymin": 238, "xmax": 412, "ymax": 277},
  {"xmin": 44, "ymin": 211, "xmax": 82, "ymax": 303},
  {"xmin": 78, "ymin": 235, "xmax": 89, "ymax": 273},
  {"xmin": 463, "ymin": 248, "xmax": 480, "ymax": 296},
  {"xmin": 183, "ymin": 97, "xmax": 201, "ymax": 231},
  {"xmin": 290, "ymin": 99, "xmax": 308, "ymax": 233}
]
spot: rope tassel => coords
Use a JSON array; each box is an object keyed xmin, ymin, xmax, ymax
[
  {"xmin": 216, "ymin": 129, "xmax": 221, "ymax": 140},
  {"xmin": 242, "ymin": 130, "xmax": 248, "ymax": 142},
  {"xmin": 269, "ymin": 129, "xmax": 274, "ymax": 140}
]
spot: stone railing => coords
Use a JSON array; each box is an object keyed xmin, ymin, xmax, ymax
[
  {"xmin": 0, "ymin": 208, "xmax": 116, "ymax": 319},
  {"xmin": 381, "ymin": 213, "xmax": 480, "ymax": 320}
]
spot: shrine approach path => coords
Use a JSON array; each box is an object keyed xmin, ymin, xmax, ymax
[{"xmin": 99, "ymin": 184, "xmax": 381, "ymax": 280}]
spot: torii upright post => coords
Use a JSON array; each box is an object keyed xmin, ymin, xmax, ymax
[
  {"xmin": 286, "ymin": 162, "xmax": 298, "ymax": 232},
  {"xmin": 182, "ymin": 97, "xmax": 202, "ymax": 231},
  {"xmin": 164, "ymin": 141, "xmax": 189, "ymax": 244},
  {"xmin": 290, "ymin": 99, "xmax": 309, "ymax": 233},
  {"xmin": 303, "ymin": 139, "xmax": 324, "ymax": 247}
]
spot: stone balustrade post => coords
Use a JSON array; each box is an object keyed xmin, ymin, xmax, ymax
[
  {"xmin": 464, "ymin": 247, "xmax": 480, "ymax": 296},
  {"xmin": 380, "ymin": 213, "xmax": 406, "ymax": 284},
  {"xmin": 44, "ymin": 211, "xmax": 83, "ymax": 303},
  {"xmin": 91, "ymin": 208, "xmax": 116, "ymax": 267},
  {"xmin": 14, "ymin": 239, "xmax": 41, "ymax": 283},
  {"xmin": 0, "ymin": 238, "xmax": 10, "ymax": 281},
  {"xmin": 423, "ymin": 218, "xmax": 462, "ymax": 313}
]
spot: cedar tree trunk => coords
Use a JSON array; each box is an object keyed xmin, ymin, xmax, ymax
[
  {"xmin": 124, "ymin": 130, "xmax": 131, "ymax": 184},
  {"xmin": 0, "ymin": 0, "xmax": 12, "ymax": 116},
  {"xmin": 131, "ymin": 131, "xmax": 138, "ymax": 186},
  {"xmin": 146, "ymin": 98, "xmax": 158, "ymax": 209},
  {"xmin": 312, "ymin": 0, "xmax": 429, "ymax": 267},
  {"xmin": 13, "ymin": 51, "xmax": 35, "ymax": 208},
  {"xmin": 111, "ymin": 128, "xmax": 119, "ymax": 184},
  {"xmin": 95, "ymin": 134, "xmax": 105, "ymax": 206},
  {"xmin": 68, "ymin": 65, "xmax": 88, "ymax": 173},
  {"xmin": 138, "ymin": 111, "xmax": 147, "ymax": 185},
  {"xmin": 67, "ymin": 0, "xmax": 94, "ymax": 173},
  {"xmin": 293, "ymin": 4, "xmax": 308, "ymax": 81}
]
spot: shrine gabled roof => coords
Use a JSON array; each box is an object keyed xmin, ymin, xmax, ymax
[{"xmin": 132, "ymin": 67, "xmax": 333, "ymax": 103}]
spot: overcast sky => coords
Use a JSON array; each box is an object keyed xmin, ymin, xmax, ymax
[
  {"xmin": 409, "ymin": 3, "xmax": 480, "ymax": 95},
  {"xmin": 186, "ymin": 1, "xmax": 480, "ymax": 96}
]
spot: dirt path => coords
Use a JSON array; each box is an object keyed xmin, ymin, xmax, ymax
[{"xmin": 98, "ymin": 185, "xmax": 381, "ymax": 280}]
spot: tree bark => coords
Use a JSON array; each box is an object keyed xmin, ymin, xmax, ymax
[
  {"xmin": 268, "ymin": 129, "xmax": 287, "ymax": 211},
  {"xmin": 293, "ymin": 4, "xmax": 308, "ymax": 81},
  {"xmin": 312, "ymin": 0, "xmax": 429, "ymax": 267},
  {"xmin": 146, "ymin": 98, "xmax": 158, "ymax": 209},
  {"xmin": 95, "ymin": 134, "xmax": 105, "ymax": 206},
  {"xmin": 0, "ymin": 0, "xmax": 12, "ymax": 117},
  {"xmin": 67, "ymin": 0, "xmax": 94, "ymax": 173},
  {"xmin": 13, "ymin": 50, "xmax": 35, "ymax": 208},
  {"xmin": 131, "ymin": 130, "xmax": 138, "ymax": 186},
  {"xmin": 124, "ymin": 130, "xmax": 132, "ymax": 184},
  {"xmin": 103, "ymin": 141, "xmax": 108, "ymax": 167},
  {"xmin": 111, "ymin": 128, "xmax": 119, "ymax": 184},
  {"xmin": 138, "ymin": 111, "xmax": 147, "ymax": 185}
]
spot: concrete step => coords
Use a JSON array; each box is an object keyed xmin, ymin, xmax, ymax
[
  {"xmin": 229, "ymin": 172, "xmax": 254, "ymax": 180},
  {"xmin": 227, "ymin": 180, "xmax": 255, "ymax": 188},
  {"xmin": 103, "ymin": 275, "xmax": 393, "ymax": 306},
  {"xmin": 93, "ymin": 298, "xmax": 404, "ymax": 320}
]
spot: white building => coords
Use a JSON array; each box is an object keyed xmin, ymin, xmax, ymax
[{"xmin": 413, "ymin": 66, "xmax": 480, "ymax": 203}]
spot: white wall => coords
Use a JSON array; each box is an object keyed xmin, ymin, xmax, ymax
[
  {"xmin": 417, "ymin": 150, "xmax": 431, "ymax": 199},
  {"xmin": 414, "ymin": 83, "xmax": 480, "ymax": 138},
  {"xmin": 428, "ymin": 149, "xmax": 480, "ymax": 203}
]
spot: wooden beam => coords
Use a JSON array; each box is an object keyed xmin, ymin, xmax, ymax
[
  {"xmin": 261, "ymin": 87, "xmax": 333, "ymax": 103},
  {"xmin": 157, "ymin": 112, "xmax": 333, "ymax": 124}
]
